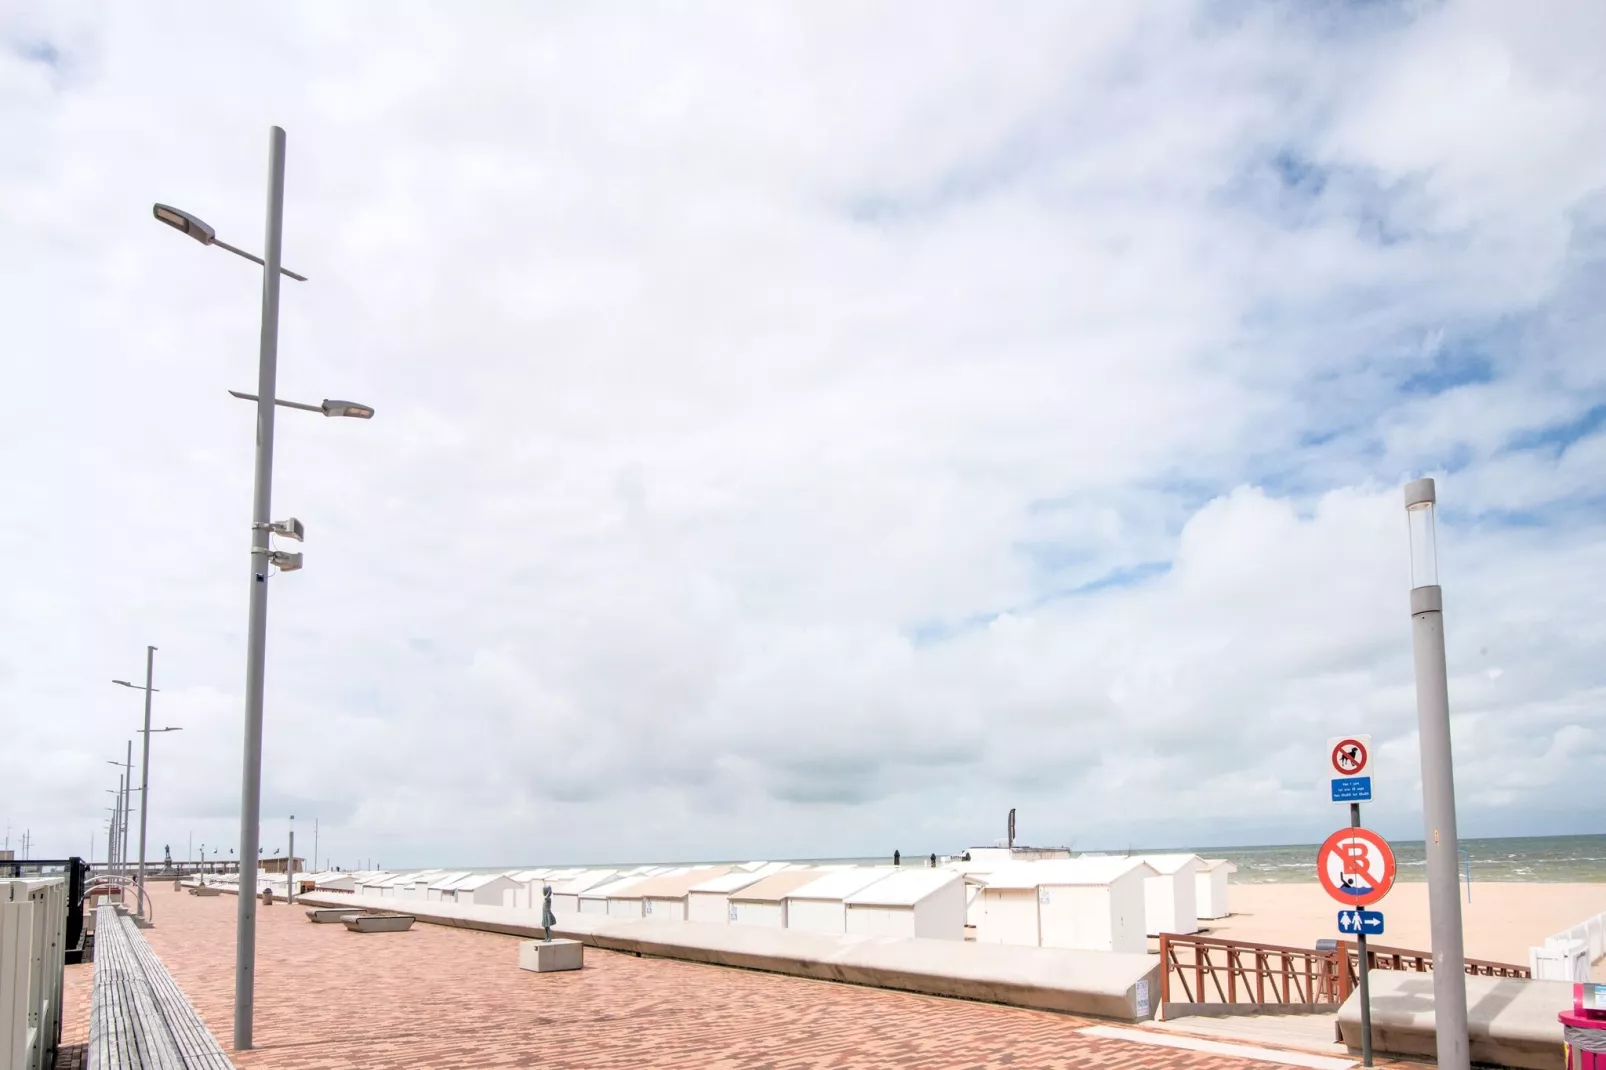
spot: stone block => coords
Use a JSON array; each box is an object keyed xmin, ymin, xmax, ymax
[{"xmin": 519, "ymin": 938, "xmax": 583, "ymax": 973}]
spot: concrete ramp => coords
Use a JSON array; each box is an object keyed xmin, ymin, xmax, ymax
[{"xmin": 1337, "ymin": 970, "xmax": 1569, "ymax": 1069}]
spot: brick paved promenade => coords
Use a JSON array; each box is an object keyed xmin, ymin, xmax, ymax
[{"xmin": 58, "ymin": 889, "xmax": 1393, "ymax": 1069}]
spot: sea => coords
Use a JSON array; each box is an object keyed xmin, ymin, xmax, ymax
[
  {"xmin": 451, "ymin": 834, "xmax": 1606, "ymax": 884},
  {"xmin": 1169, "ymin": 834, "xmax": 1606, "ymax": 884}
]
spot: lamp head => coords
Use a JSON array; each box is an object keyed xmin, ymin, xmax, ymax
[
  {"xmin": 269, "ymin": 550, "xmax": 303, "ymax": 573},
  {"xmin": 321, "ymin": 399, "xmax": 375, "ymax": 419},
  {"xmin": 269, "ymin": 517, "xmax": 305, "ymax": 542},
  {"xmin": 152, "ymin": 204, "xmax": 217, "ymax": 245}
]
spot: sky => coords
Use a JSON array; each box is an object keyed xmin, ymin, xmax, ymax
[{"xmin": 2, "ymin": 1, "xmax": 1604, "ymax": 870}]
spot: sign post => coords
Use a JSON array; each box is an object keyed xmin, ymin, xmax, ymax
[{"xmin": 1320, "ymin": 736, "xmax": 1393, "ymax": 1069}]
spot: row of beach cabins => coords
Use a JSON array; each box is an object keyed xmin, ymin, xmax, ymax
[{"xmin": 250, "ymin": 848, "xmax": 1237, "ymax": 955}]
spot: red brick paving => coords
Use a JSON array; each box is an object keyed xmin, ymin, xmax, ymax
[{"xmin": 62, "ymin": 889, "xmax": 1378, "ymax": 1068}]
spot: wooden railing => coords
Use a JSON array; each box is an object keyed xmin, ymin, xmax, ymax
[
  {"xmin": 1330, "ymin": 939, "xmax": 1531, "ymax": 1001},
  {"xmin": 1158, "ymin": 933, "xmax": 1532, "ymax": 1016},
  {"xmin": 1159, "ymin": 933, "xmax": 1343, "ymax": 1009}
]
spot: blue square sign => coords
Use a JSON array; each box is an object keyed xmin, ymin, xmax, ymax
[
  {"xmin": 1338, "ymin": 909, "xmax": 1384, "ymax": 936},
  {"xmin": 1331, "ymin": 776, "xmax": 1372, "ymax": 803}
]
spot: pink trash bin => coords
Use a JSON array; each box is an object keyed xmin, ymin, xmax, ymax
[{"xmin": 1562, "ymin": 984, "xmax": 1606, "ymax": 1070}]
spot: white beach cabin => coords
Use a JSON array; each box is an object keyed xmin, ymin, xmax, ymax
[
  {"xmin": 548, "ymin": 870, "xmax": 618, "ymax": 916},
  {"xmin": 1196, "ymin": 859, "xmax": 1237, "ymax": 920},
  {"xmin": 976, "ymin": 858, "xmax": 1155, "ymax": 953},
  {"xmin": 843, "ymin": 869, "xmax": 966, "ymax": 940},
  {"xmin": 1136, "ymin": 854, "xmax": 1203, "ymax": 935},
  {"xmin": 425, "ymin": 872, "xmax": 473, "ymax": 902},
  {"xmin": 633, "ymin": 867, "xmax": 730, "ymax": 921},
  {"xmin": 447, "ymin": 872, "xmax": 521, "ymax": 906},
  {"xmin": 500, "ymin": 869, "xmax": 551, "ymax": 909},
  {"xmin": 685, "ymin": 868, "xmax": 787, "ymax": 924},
  {"xmin": 386, "ymin": 871, "xmax": 440, "ymax": 901},
  {"xmin": 728, "ymin": 869, "xmax": 825, "ymax": 928},
  {"xmin": 309, "ymin": 872, "xmax": 358, "ymax": 893},
  {"xmin": 582, "ymin": 873, "xmax": 657, "ymax": 917},
  {"xmin": 401, "ymin": 871, "xmax": 445, "ymax": 901},
  {"xmin": 784, "ymin": 868, "xmax": 897, "ymax": 934}
]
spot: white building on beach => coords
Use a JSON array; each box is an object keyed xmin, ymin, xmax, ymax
[
  {"xmin": 728, "ymin": 869, "xmax": 826, "ymax": 928},
  {"xmin": 685, "ymin": 867, "xmax": 790, "ymax": 924},
  {"xmin": 1195, "ymin": 859, "xmax": 1237, "ymax": 919},
  {"xmin": 784, "ymin": 868, "xmax": 897, "ymax": 934},
  {"xmin": 1135, "ymin": 854, "xmax": 1203, "ymax": 936},
  {"xmin": 634, "ymin": 867, "xmax": 731, "ymax": 921},
  {"xmin": 444, "ymin": 872, "xmax": 520, "ymax": 906},
  {"xmin": 974, "ymin": 857, "xmax": 1154, "ymax": 954},
  {"xmin": 548, "ymin": 870, "xmax": 619, "ymax": 916},
  {"xmin": 843, "ymin": 869, "xmax": 966, "ymax": 941}
]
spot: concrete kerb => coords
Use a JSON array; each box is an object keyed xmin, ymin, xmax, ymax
[
  {"xmin": 1336, "ymin": 970, "xmax": 1571, "ymax": 1070},
  {"xmin": 297, "ymin": 891, "xmax": 1159, "ymax": 1021}
]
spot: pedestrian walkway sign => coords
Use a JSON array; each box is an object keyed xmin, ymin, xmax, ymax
[{"xmin": 1337, "ymin": 909, "xmax": 1385, "ymax": 936}]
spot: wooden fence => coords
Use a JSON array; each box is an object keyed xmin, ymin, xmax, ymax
[{"xmin": 1157, "ymin": 932, "xmax": 1531, "ymax": 1018}]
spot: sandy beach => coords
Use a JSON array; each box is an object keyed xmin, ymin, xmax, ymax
[{"xmin": 1197, "ymin": 881, "xmax": 1606, "ymax": 978}]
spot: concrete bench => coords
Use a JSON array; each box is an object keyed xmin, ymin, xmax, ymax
[
  {"xmin": 342, "ymin": 913, "xmax": 415, "ymax": 933},
  {"xmin": 88, "ymin": 905, "xmax": 234, "ymax": 1069}
]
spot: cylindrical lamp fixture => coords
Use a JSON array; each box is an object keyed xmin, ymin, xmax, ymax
[{"xmin": 1404, "ymin": 478, "xmax": 1438, "ymax": 589}]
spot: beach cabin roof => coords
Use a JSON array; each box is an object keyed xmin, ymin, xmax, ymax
[
  {"xmin": 842, "ymin": 868, "xmax": 959, "ymax": 907},
  {"xmin": 786, "ymin": 867, "xmax": 897, "ymax": 902},
  {"xmin": 453, "ymin": 872, "xmax": 515, "ymax": 892},
  {"xmin": 1199, "ymin": 858, "xmax": 1239, "ymax": 873},
  {"xmin": 689, "ymin": 869, "xmax": 785, "ymax": 895},
  {"xmin": 1135, "ymin": 853, "xmax": 1204, "ymax": 875},
  {"xmin": 628, "ymin": 867, "xmax": 731, "ymax": 900},
  {"xmin": 728, "ymin": 869, "xmax": 823, "ymax": 903},
  {"xmin": 549, "ymin": 869, "xmax": 618, "ymax": 895},
  {"xmin": 506, "ymin": 869, "xmax": 551, "ymax": 882},
  {"xmin": 983, "ymin": 858, "xmax": 1157, "ymax": 890},
  {"xmin": 587, "ymin": 873, "xmax": 655, "ymax": 899},
  {"xmin": 546, "ymin": 867, "xmax": 585, "ymax": 880},
  {"xmin": 427, "ymin": 871, "xmax": 473, "ymax": 891}
]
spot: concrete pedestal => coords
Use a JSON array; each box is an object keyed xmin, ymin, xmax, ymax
[{"xmin": 518, "ymin": 938, "xmax": 583, "ymax": 973}]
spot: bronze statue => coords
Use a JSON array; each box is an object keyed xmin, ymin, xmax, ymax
[{"xmin": 541, "ymin": 884, "xmax": 556, "ymax": 942}]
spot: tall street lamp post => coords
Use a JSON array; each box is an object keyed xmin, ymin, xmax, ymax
[
  {"xmin": 115, "ymin": 645, "xmax": 182, "ymax": 919},
  {"xmin": 152, "ymin": 125, "xmax": 374, "ymax": 1051},
  {"xmin": 1404, "ymin": 477, "xmax": 1469, "ymax": 1070}
]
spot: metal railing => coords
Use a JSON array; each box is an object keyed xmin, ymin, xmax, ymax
[
  {"xmin": 84, "ymin": 875, "xmax": 156, "ymax": 923},
  {"xmin": 1157, "ymin": 933, "xmax": 1531, "ymax": 1017}
]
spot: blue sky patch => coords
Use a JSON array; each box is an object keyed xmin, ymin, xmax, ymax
[{"xmin": 1506, "ymin": 403, "xmax": 1606, "ymax": 457}]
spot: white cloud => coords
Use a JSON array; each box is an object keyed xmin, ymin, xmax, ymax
[{"xmin": 1, "ymin": 1, "xmax": 1603, "ymax": 867}]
